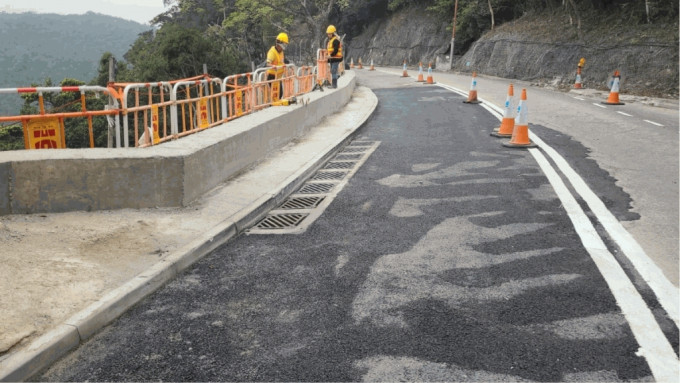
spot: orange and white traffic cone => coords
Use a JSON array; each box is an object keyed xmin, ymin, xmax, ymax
[
  {"xmin": 491, "ymin": 83, "xmax": 515, "ymax": 138},
  {"xmin": 426, "ymin": 62, "xmax": 435, "ymax": 84},
  {"xmin": 350, "ymin": 58, "xmax": 355, "ymax": 69},
  {"xmin": 602, "ymin": 70, "xmax": 625, "ymax": 105},
  {"xmin": 401, "ymin": 60, "xmax": 408, "ymax": 77},
  {"xmin": 357, "ymin": 58, "xmax": 364, "ymax": 69},
  {"xmin": 416, "ymin": 62, "xmax": 425, "ymax": 82},
  {"xmin": 503, "ymin": 88, "xmax": 537, "ymax": 148},
  {"xmin": 463, "ymin": 72, "xmax": 482, "ymax": 104},
  {"xmin": 369, "ymin": 59, "xmax": 375, "ymax": 71},
  {"xmin": 574, "ymin": 66, "xmax": 583, "ymax": 89}
]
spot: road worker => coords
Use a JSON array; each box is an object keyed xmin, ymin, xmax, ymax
[
  {"xmin": 267, "ymin": 32, "xmax": 289, "ymax": 100},
  {"xmin": 326, "ymin": 25, "xmax": 343, "ymax": 89}
]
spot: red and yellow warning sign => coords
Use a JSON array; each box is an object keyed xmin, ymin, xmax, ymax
[
  {"xmin": 26, "ymin": 117, "xmax": 64, "ymax": 149},
  {"xmin": 198, "ymin": 97, "xmax": 209, "ymax": 129},
  {"xmin": 151, "ymin": 104, "xmax": 161, "ymax": 144}
]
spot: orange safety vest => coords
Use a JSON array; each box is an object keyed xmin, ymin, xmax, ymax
[
  {"xmin": 266, "ymin": 46, "xmax": 285, "ymax": 77},
  {"xmin": 327, "ymin": 36, "xmax": 343, "ymax": 59}
]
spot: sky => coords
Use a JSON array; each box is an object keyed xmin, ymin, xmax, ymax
[{"xmin": 0, "ymin": 0, "xmax": 169, "ymax": 25}]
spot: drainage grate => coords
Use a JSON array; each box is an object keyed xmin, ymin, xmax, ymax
[
  {"xmin": 342, "ymin": 147, "xmax": 369, "ymax": 153},
  {"xmin": 298, "ymin": 183, "xmax": 335, "ymax": 194},
  {"xmin": 325, "ymin": 161, "xmax": 357, "ymax": 170},
  {"xmin": 335, "ymin": 153, "xmax": 363, "ymax": 161},
  {"xmin": 255, "ymin": 213, "xmax": 307, "ymax": 229},
  {"xmin": 313, "ymin": 171, "xmax": 347, "ymax": 181},
  {"xmin": 279, "ymin": 196, "xmax": 325, "ymax": 209}
]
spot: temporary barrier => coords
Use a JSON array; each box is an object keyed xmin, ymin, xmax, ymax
[
  {"xmin": 401, "ymin": 60, "xmax": 409, "ymax": 77},
  {"xmin": 119, "ymin": 82, "xmax": 172, "ymax": 148},
  {"xmin": 170, "ymin": 77, "xmax": 225, "ymax": 141},
  {"xmin": 316, "ymin": 49, "xmax": 332, "ymax": 87},
  {"xmin": 602, "ymin": 70, "xmax": 625, "ymax": 105},
  {"xmin": 463, "ymin": 72, "xmax": 481, "ymax": 103},
  {"xmin": 491, "ymin": 83, "xmax": 515, "ymax": 138},
  {"xmin": 426, "ymin": 62, "xmax": 435, "ymax": 84},
  {"xmin": 1, "ymin": 64, "xmax": 323, "ymax": 150},
  {"xmin": 416, "ymin": 62, "xmax": 425, "ymax": 82},
  {"xmin": 0, "ymin": 85, "xmax": 120, "ymax": 149},
  {"xmin": 503, "ymin": 88, "xmax": 537, "ymax": 148}
]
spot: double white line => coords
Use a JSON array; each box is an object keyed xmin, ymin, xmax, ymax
[{"xmin": 435, "ymin": 81, "xmax": 680, "ymax": 381}]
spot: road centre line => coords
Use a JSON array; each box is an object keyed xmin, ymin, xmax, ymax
[
  {"xmin": 644, "ymin": 119, "xmax": 664, "ymax": 127},
  {"xmin": 593, "ymin": 103, "xmax": 607, "ymax": 108},
  {"xmin": 617, "ymin": 111, "xmax": 633, "ymax": 116}
]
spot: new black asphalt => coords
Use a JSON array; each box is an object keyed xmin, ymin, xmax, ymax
[{"xmin": 36, "ymin": 74, "xmax": 677, "ymax": 381}]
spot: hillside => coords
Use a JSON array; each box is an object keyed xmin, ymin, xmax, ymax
[
  {"xmin": 0, "ymin": 12, "xmax": 150, "ymax": 115},
  {"xmin": 346, "ymin": 6, "xmax": 679, "ymax": 98}
]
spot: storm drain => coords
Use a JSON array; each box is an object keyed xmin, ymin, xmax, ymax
[
  {"xmin": 279, "ymin": 196, "xmax": 325, "ymax": 209},
  {"xmin": 312, "ymin": 171, "xmax": 346, "ymax": 181},
  {"xmin": 255, "ymin": 213, "xmax": 307, "ymax": 229},
  {"xmin": 248, "ymin": 140, "xmax": 381, "ymax": 234},
  {"xmin": 298, "ymin": 183, "xmax": 335, "ymax": 194},
  {"xmin": 324, "ymin": 161, "xmax": 357, "ymax": 170}
]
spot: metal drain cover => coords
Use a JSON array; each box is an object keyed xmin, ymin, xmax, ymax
[
  {"xmin": 280, "ymin": 196, "xmax": 325, "ymax": 209},
  {"xmin": 335, "ymin": 153, "xmax": 363, "ymax": 160},
  {"xmin": 342, "ymin": 147, "xmax": 369, "ymax": 153},
  {"xmin": 255, "ymin": 213, "xmax": 308, "ymax": 229},
  {"xmin": 313, "ymin": 171, "xmax": 346, "ymax": 181},
  {"xmin": 325, "ymin": 161, "xmax": 356, "ymax": 169},
  {"xmin": 298, "ymin": 183, "xmax": 335, "ymax": 194}
]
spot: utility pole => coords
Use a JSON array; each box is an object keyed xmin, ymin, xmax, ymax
[{"xmin": 449, "ymin": 0, "xmax": 459, "ymax": 70}]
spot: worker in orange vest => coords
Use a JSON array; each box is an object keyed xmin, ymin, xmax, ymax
[
  {"xmin": 326, "ymin": 25, "xmax": 343, "ymax": 89},
  {"xmin": 267, "ymin": 32, "xmax": 289, "ymax": 99}
]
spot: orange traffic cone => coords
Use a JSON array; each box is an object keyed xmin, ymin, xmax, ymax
[
  {"xmin": 350, "ymin": 58, "xmax": 355, "ymax": 69},
  {"xmin": 357, "ymin": 58, "xmax": 364, "ymax": 69},
  {"xmin": 426, "ymin": 62, "xmax": 435, "ymax": 84},
  {"xmin": 463, "ymin": 72, "xmax": 481, "ymax": 104},
  {"xmin": 416, "ymin": 62, "xmax": 425, "ymax": 82},
  {"xmin": 602, "ymin": 70, "xmax": 625, "ymax": 105},
  {"xmin": 491, "ymin": 84, "xmax": 515, "ymax": 138},
  {"xmin": 503, "ymin": 89, "xmax": 537, "ymax": 148},
  {"xmin": 401, "ymin": 60, "xmax": 408, "ymax": 77},
  {"xmin": 369, "ymin": 59, "xmax": 375, "ymax": 71},
  {"xmin": 574, "ymin": 66, "xmax": 583, "ymax": 89}
]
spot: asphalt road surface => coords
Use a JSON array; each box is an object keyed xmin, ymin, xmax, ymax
[{"xmin": 37, "ymin": 72, "xmax": 679, "ymax": 382}]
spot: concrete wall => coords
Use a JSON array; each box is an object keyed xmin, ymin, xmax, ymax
[{"xmin": 0, "ymin": 72, "xmax": 356, "ymax": 215}]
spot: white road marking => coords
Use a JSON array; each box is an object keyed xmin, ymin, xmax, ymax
[
  {"xmin": 644, "ymin": 119, "xmax": 664, "ymax": 127},
  {"xmin": 617, "ymin": 111, "xmax": 632, "ymax": 116},
  {"xmin": 529, "ymin": 148, "xmax": 680, "ymax": 382},
  {"xmin": 574, "ymin": 97, "xmax": 585, "ymax": 101},
  {"xmin": 373, "ymin": 75, "xmax": 680, "ymax": 380},
  {"xmin": 593, "ymin": 103, "xmax": 607, "ymax": 108}
]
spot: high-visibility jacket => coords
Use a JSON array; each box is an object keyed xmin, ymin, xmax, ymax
[
  {"xmin": 266, "ymin": 46, "xmax": 285, "ymax": 77},
  {"xmin": 327, "ymin": 36, "xmax": 342, "ymax": 60}
]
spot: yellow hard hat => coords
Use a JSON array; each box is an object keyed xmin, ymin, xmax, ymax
[
  {"xmin": 326, "ymin": 25, "xmax": 336, "ymax": 34},
  {"xmin": 276, "ymin": 32, "xmax": 289, "ymax": 44}
]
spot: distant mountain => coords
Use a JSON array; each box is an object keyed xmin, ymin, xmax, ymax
[{"xmin": 0, "ymin": 12, "xmax": 150, "ymax": 115}]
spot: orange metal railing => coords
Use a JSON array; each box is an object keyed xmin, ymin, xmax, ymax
[{"xmin": 0, "ymin": 58, "xmax": 334, "ymax": 150}]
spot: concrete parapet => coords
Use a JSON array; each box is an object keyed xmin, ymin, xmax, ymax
[{"xmin": 0, "ymin": 72, "xmax": 356, "ymax": 215}]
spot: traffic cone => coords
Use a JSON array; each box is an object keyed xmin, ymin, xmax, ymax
[
  {"xmin": 602, "ymin": 70, "xmax": 625, "ymax": 105},
  {"xmin": 401, "ymin": 60, "xmax": 408, "ymax": 77},
  {"xmin": 503, "ymin": 88, "xmax": 537, "ymax": 149},
  {"xmin": 574, "ymin": 66, "xmax": 583, "ymax": 89},
  {"xmin": 416, "ymin": 62, "xmax": 425, "ymax": 82},
  {"xmin": 463, "ymin": 72, "xmax": 481, "ymax": 104},
  {"xmin": 426, "ymin": 62, "xmax": 435, "ymax": 84},
  {"xmin": 357, "ymin": 58, "xmax": 363, "ymax": 69},
  {"xmin": 350, "ymin": 58, "xmax": 355, "ymax": 69},
  {"xmin": 491, "ymin": 84, "xmax": 515, "ymax": 138},
  {"xmin": 369, "ymin": 59, "xmax": 375, "ymax": 71}
]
